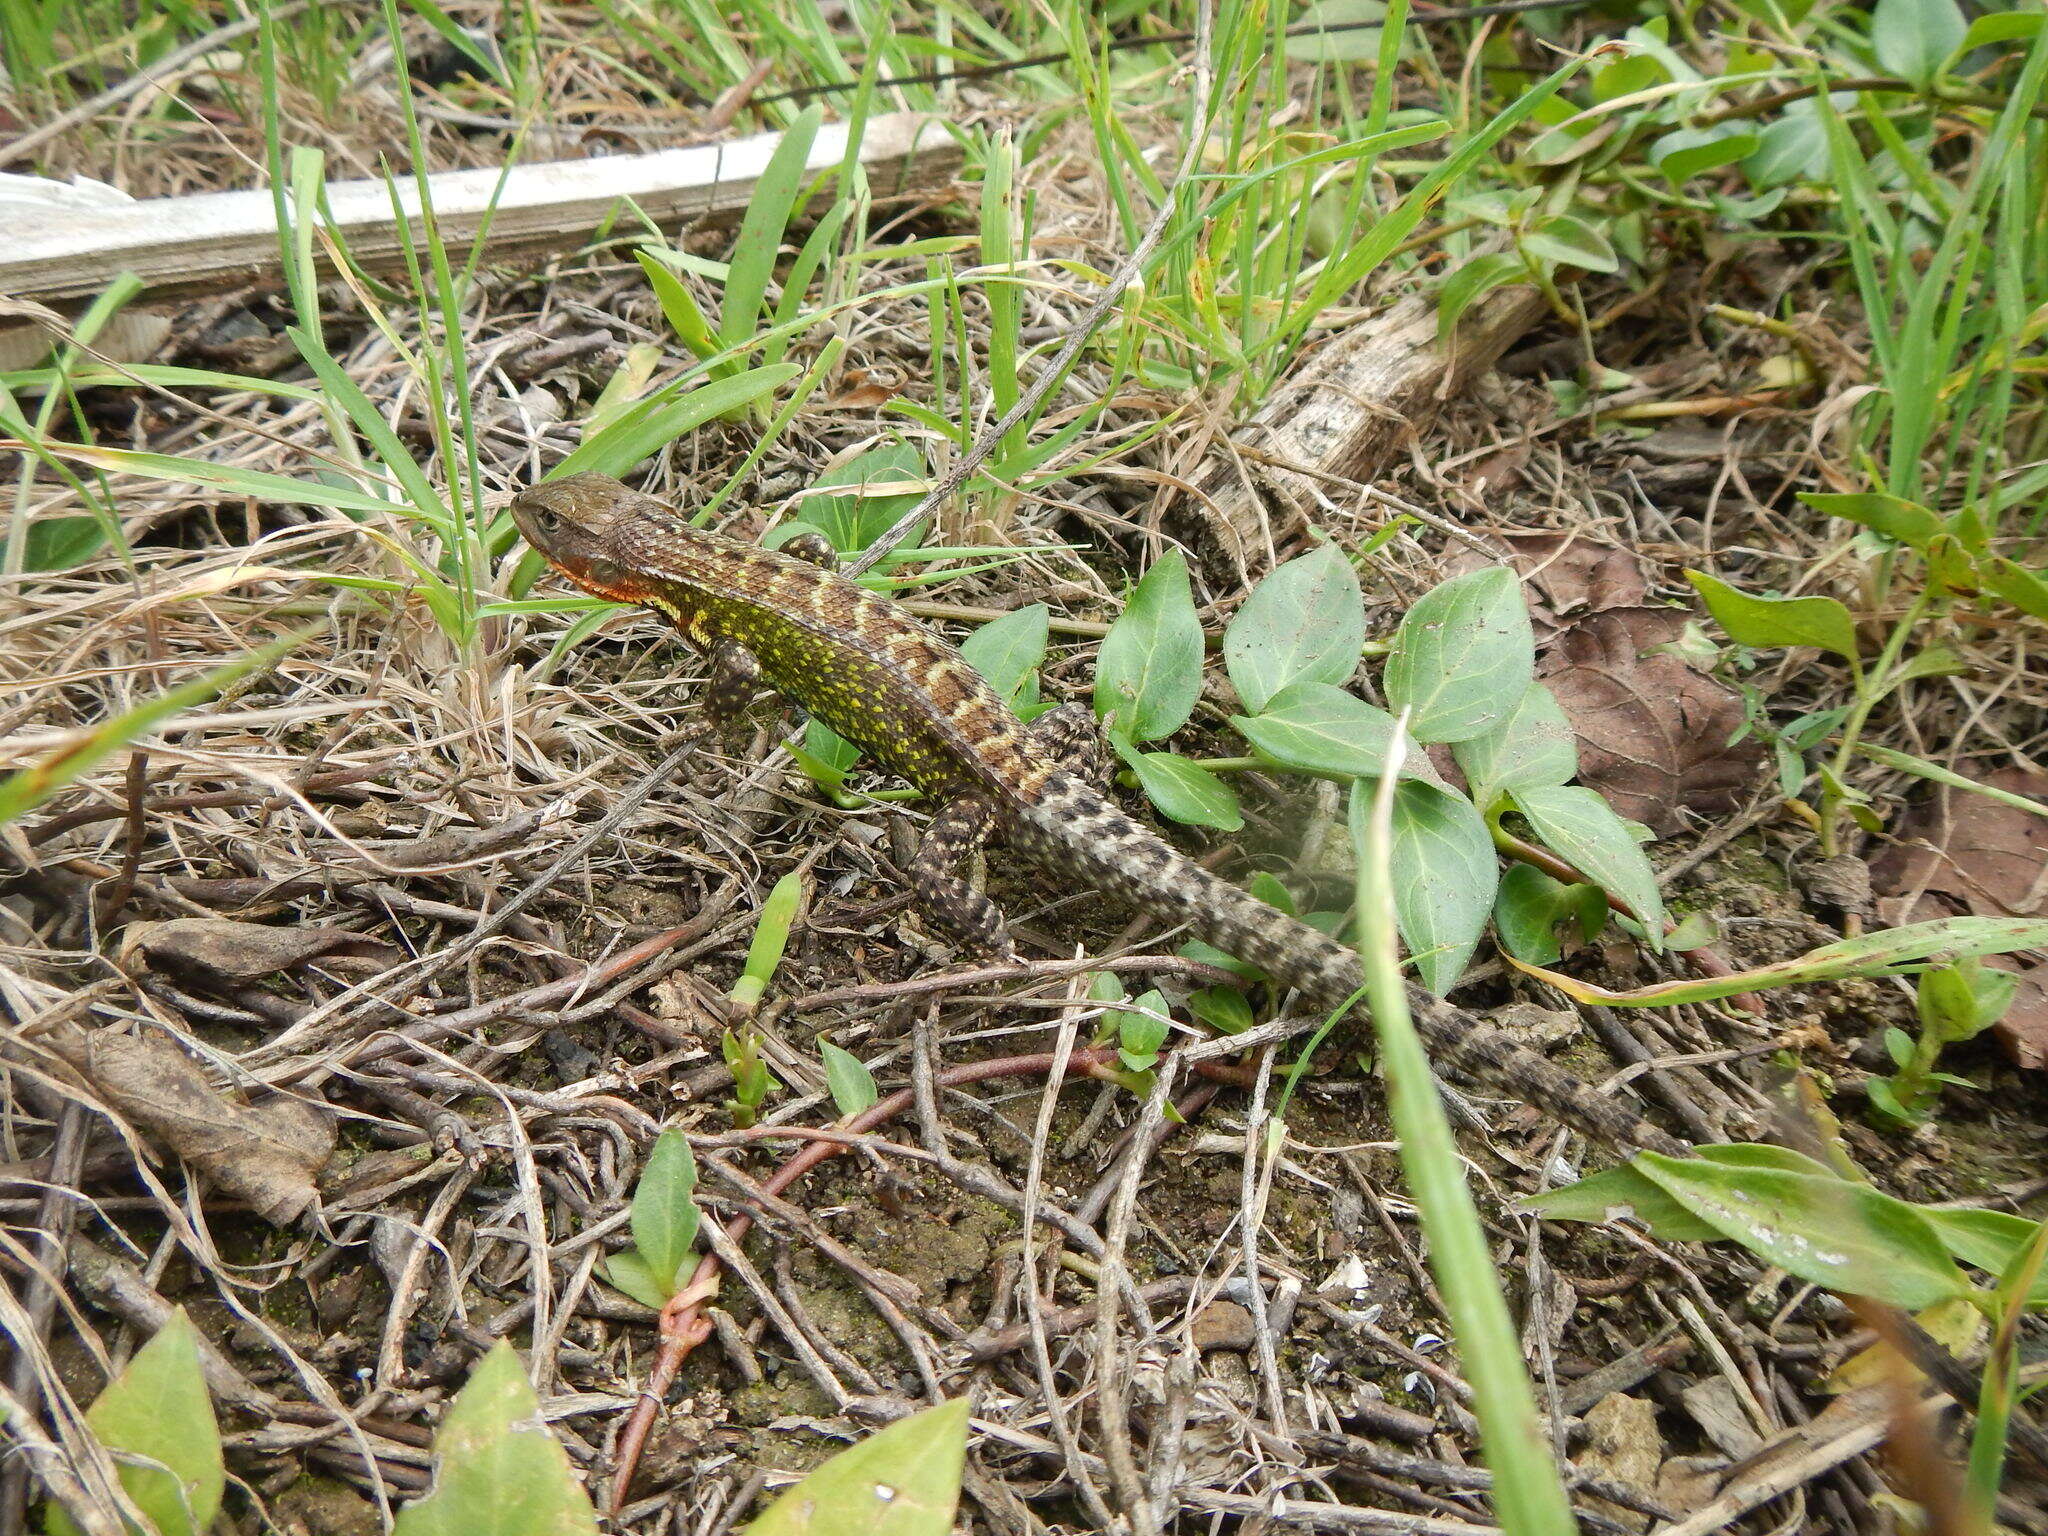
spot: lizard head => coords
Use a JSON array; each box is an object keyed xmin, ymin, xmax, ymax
[{"xmin": 511, "ymin": 471, "xmax": 680, "ymax": 605}]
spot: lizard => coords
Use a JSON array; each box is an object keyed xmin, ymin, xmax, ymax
[{"xmin": 510, "ymin": 470, "xmax": 1691, "ymax": 1159}]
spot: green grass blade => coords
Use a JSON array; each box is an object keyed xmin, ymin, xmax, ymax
[
  {"xmin": 0, "ymin": 628, "xmax": 315, "ymax": 827},
  {"xmin": 719, "ymin": 104, "xmax": 824, "ymax": 351},
  {"xmin": 1348, "ymin": 769, "xmax": 1578, "ymax": 1536},
  {"xmin": 1282, "ymin": 55, "xmax": 1585, "ymax": 349}
]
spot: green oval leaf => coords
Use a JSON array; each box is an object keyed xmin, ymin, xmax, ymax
[
  {"xmin": 1383, "ymin": 781, "xmax": 1498, "ymax": 996},
  {"xmin": 1494, "ymin": 863, "xmax": 1606, "ymax": 965},
  {"xmin": 1873, "ymin": 0, "xmax": 1966, "ymax": 86},
  {"xmin": 1981, "ymin": 558, "xmax": 2048, "ymax": 621},
  {"xmin": 774, "ymin": 441, "xmax": 927, "ymax": 555},
  {"xmin": 1686, "ymin": 571, "xmax": 1860, "ymax": 661},
  {"xmin": 1384, "ymin": 567, "xmax": 1536, "ymax": 743},
  {"xmin": 821, "ymin": 1041, "xmax": 880, "ymax": 1118},
  {"xmin": 51, "ymin": 1309, "xmax": 222, "ymax": 1536},
  {"xmin": 1960, "ymin": 10, "xmax": 2044, "ymax": 50},
  {"xmin": 1118, "ymin": 744, "xmax": 1243, "ymax": 830},
  {"xmin": 1513, "ymin": 784, "xmax": 1665, "ymax": 947},
  {"xmin": 1223, "ymin": 543, "xmax": 1366, "ymax": 714},
  {"xmin": 1283, "ymin": 0, "xmax": 1388, "ymax": 61},
  {"xmin": 1232, "ymin": 681, "xmax": 1433, "ymax": 781},
  {"xmin": 1799, "ymin": 491, "xmax": 1943, "ymax": 551},
  {"xmin": 1649, "ymin": 127, "xmax": 1759, "ymax": 184},
  {"xmin": 1635, "ymin": 1154, "xmax": 1973, "ymax": 1310},
  {"xmin": 746, "ymin": 1398, "xmax": 969, "ymax": 1536},
  {"xmin": 1520, "ymin": 214, "xmax": 1619, "ymax": 275},
  {"xmin": 1436, "ymin": 251, "xmax": 1530, "ymax": 340},
  {"xmin": 1450, "ymin": 681, "xmax": 1578, "ymax": 806},
  {"xmin": 602, "ymin": 1249, "xmax": 673, "ymax": 1311},
  {"xmin": 1520, "ymin": 1163, "xmax": 1724, "ymax": 1242},
  {"xmin": 395, "ymin": 1342, "xmax": 600, "ymax": 1536},
  {"xmin": 1094, "ymin": 550, "xmax": 1204, "ymax": 743},
  {"xmin": 1188, "ymin": 985, "xmax": 1256, "ymax": 1034},
  {"xmin": 631, "ymin": 1128, "xmax": 701, "ymax": 1296},
  {"xmin": 961, "ymin": 603, "xmax": 1050, "ymax": 708},
  {"xmin": 1742, "ymin": 104, "xmax": 1828, "ymax": 189}
]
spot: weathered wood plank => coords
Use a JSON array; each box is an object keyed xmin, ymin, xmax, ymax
[{"xmin": 0, "ymin": 112, "xmax": 959, "ymax": 305}]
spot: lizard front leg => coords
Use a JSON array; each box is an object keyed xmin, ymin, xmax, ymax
[
  {"xmin": 671, "ymin": 638, "xmax": 772, "ymax": 777},
  {"xmin": 700, "ymin": 637, "xmax": 765, "ymax": 731},
  {"xmin": 776, "ymin": 531, "xmax": 839, "ymax": 569},
  {"xmin": 909, "ymin": 794, "xmax": 1017, "ymax": 960}
]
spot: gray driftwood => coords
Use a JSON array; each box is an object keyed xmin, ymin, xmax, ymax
[{"xmin": 1174, "ymin": 283, "xmax": 1548, "ymax": 576}]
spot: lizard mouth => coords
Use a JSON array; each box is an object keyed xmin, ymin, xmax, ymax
[{"xmin": 538, "ymin": 548, "xmax": 647, "ymax": 606}]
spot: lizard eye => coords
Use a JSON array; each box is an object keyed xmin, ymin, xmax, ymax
[{"xmin": 533, "ymin": 507, "xmax": 562, "ymax": 535}]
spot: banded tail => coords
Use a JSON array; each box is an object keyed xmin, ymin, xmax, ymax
[{"xmin": 1008, "ymin": 773, "xmax": 1688, "ymax": 1158}]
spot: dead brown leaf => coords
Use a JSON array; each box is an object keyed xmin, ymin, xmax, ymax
[
  {"xmin": 45, "ymin": 1024, "xmax": 333, "ymax": 1223},
  {"xmin": 1578, "ymin": 1393, "xmax": 1665, "ymax": 1534},
  {"xmin": 1508, "ymin": 532, "xmax": 1651, "ymax": 622},
  {"xmin": 120, "ymin": 918, "xmax": 396, "ymax": 983},
  {"xmin": 824, "ymin": 367, "xmax": 901, "ymax": 410},
  {"xmin": 1870, "ymin": 769, "xmax": 2048, "ymax": 917},
  {"xmin": 1449, "ymin": 532, "xmax": 1650, "ymax": 631},
  {"xmin": 1541, "ymin": 607, "xmax": 1765, "ymax": 836}
]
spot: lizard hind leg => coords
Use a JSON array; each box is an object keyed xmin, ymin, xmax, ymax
[
  {"xmin": 1025, "ymin": 701, "xmax": 1104, "ymax": 783},
  {"xmin": 908, "ymin": 794, "xmax": 1017, "ymax": 961}
]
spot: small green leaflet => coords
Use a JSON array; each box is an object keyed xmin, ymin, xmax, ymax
[
  {"xmin": 394, "ymin": 1342, "xmax": 600, "ymax": 1536},
  {"xmin": 1493, "ymin": 863, "xmax": 1606, "ymax": 966},
  {"xmin": 1524, "ymin": 1143, "xmax": 1980, "ymax": 1310},
  {"xmin": 1383, "ymin": 567, "xmax": 1536, "ymax": 743},
  {"xmin": 1871, "ymin": 0, "xmax": 1966, "ymax": 86},
  {"xmin": 630, "ymin": 1129, "xmax": 701, "ymax": 1296},
  {"xmin": 49, "ymin": 1310, "xmax": 222, "ymax": 1536},
  {"xmin": 1233, "ymin": 681, "xmax": 1436, "ymax": 783},
  {"xmin": 1513, "ymin": 784, "xmax": 1665, "ymax": 947},
  {"xmin": 821, "ymin": 1041, "xmax": 880, "ymax": 1118},
  {"xmin": 775, "ymin": 441, "xmax": 927, "ymax": 555},
  {"xmin": 1094, "ymin": 551, "xmax": 1204, "ymax": 743},
  {"xmin": 1450, "ymin": 681, "xmax": 1577, "ymax": 806},
  {"xmin": 745, "ymin": 1398, "xmax": 970, "ymax": 1536},
  {"xmin": 1520, "ymin": 213, "xmax": 1620, "ymax": 273},
  {"xmin": 1223, "ymin": 543, "xmax": 1365, "ymax": 714},
  {"xmin": 961, "ymin": 603, "xmax": 1050, "ymax": 708},
  {"xmin": 1379, "ymin": 780, "xmax": 1498, "ymax": 996},
  {"xmin": 1117, "ymin": 743, "xmax": 1243, "ymax": 830},
  {"xmin": 1800, "ymin": 491, "xmax": 1943, "ymax": 551},
  {"xmin": 1687, "ymin": 571, "xmax": 1859, "ymax": 661}
]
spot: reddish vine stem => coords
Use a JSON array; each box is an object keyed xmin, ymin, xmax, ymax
[{"xmin": 606, "ymin": 1044, "xmax": 1251, "ymax": 1510}]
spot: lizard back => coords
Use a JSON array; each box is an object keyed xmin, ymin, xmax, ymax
[{"xmin": 512, "ymin": 472, "xmax": 1037, "ymax": 799}]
